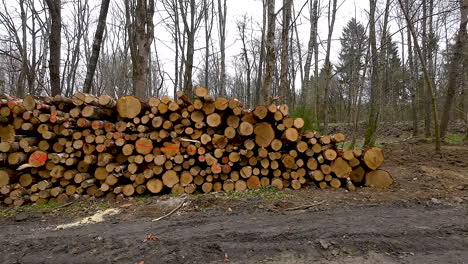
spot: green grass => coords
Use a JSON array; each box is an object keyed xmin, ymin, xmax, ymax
[
  {"xmin": 224, "ymin": 186, "xmax": 284, "ymax": 200},
  {"xmin": 0, "ymin": 208, "xmax": 15, "ymax": 218},
  {"xmin": 23, "ymin": 200, "xmax": 60, "ymax": 209},
  {"xmin": 134, "ymin": 194, "xmax": 153, "ymax": 200},
  {"xmin": 444, "ymin": 135, "xmax": 466, "ymax": 144}
]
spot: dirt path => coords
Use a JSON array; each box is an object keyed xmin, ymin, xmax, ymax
[
  {"xmin": 1, "ymin": 142, "xmax": 467, "ymax": 264},
  {"xmin": 0, "ymin": 200, "xmax": 467, "ymax": 264}
]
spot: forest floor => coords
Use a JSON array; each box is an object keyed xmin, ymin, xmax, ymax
[{"xmin": 0, "ymin": 131, "xmax": 467, "ymax": 263}]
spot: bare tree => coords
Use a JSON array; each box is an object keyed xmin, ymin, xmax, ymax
[
  {"xmin": 179, "ymin": 0, "xmax": 204, "ymax": 97},
  {"xmin": 83, "ymin": 0, "xmax": 111, "ymax": 94},
  {"xmin": 255, "ymin": 0, "xmax": 267, "ymax": 105},
  {"xmin": 237, "ymin": 15, "xmax": 252, "ymax": 107},
  {"xmin": 321, "ymin": 0, "xmax": 337, "ymax": 130},
  {"xmin": 203, "ymin": 0, "xmax": 214, "ymax": 90},
  {"xmin": 363, "ymin": 0, "xmax": 379, "ymax": 147},
  {"xmin": 62, "ymin": 0, "xmax": 89, "ymax": 96},
  {"xmin": 440, "ymin": 0, "xmax": 468, "ymax": 137},
  {"xmin": 259, "ymin": 0, "xmax": 276, "ymax": 104},
  {"xmin": 217, "ymin": 0, "xmax": 227, "ymax": 96},
  {"xmin": 278, "ymin": 0, "xmax": 292, "ymax": 104},
  {"xmin": 398, "ymin": 0, "xmax": 441, "ymax": 152},
  {"xmin": 45, "ymin": 0, "xmax": 61, "ymax": 96},
  {"xmin": 302, "ymin": 0, "xmax": 318, "ymax": 102},
  {"xmin": 126, "ymin": 0, "xmax": 155, "ymax": 98}
]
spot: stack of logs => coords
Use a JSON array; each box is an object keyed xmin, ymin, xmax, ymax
[{"xmin": 0, "ymin": 87, "xmax": 392, "ymax": 206}]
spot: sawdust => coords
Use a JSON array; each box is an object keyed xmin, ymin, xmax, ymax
[{"xmin": 55, "ymin": 208, "xmax": 120, "ymax": 230}]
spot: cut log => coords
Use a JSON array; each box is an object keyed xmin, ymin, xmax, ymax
[
  {"xmin": 323, "ymin": 149, "xmax": 337, "ymax": 161},
  {"xmin": 331, "ymin": 157, "xmax": 352, "ymax": 178},
  {"xmin": 147, "ymin": 179, "xmax": 164, "ymax": 193},
  {"xmin": 365, "ymin": 169, "xmax": 393, "ymax": 188},
  {"xmin": 234, "ymin": 180, "xmax": 247, "ymax": 191},
  {"xmin": 283, "ymin": 128, "xmax": 299, "ymax": 142},
  {"xmin": 349, "ymin": 166, "xmax": 365, "ymax": 183},
  {"xmin": 330, "ymin": 178, "xmax": 341, "ymax": 188},
  {"xmin": 363, "ymin": 147, "xmax": 384, "ymax": 170},
  {"xmin": 98, "ymin": 94, "xmax": 117, "ymax": 108},
  {"xmin": 206, "ymin": 113, "xmax": 221, "ymax": 127},
  {"xmin": 194, "ymin": 86, "xmax": 208, "ymax": 98},
  {"xmin": 162, "ymin": 170, "xmax": 179, "ymax": 188},
  {"xmin": 238, "ymin": 121, "xmax": 253, "ymax": 136},
  {"xmin": 116, "ymin": 96, "xmax": 142, "ymax": 119},
  {"xmin": 246, "ymin": 176, "xmax": 260, "ymax": 189},
  {"xmin": 253, "ymin": 105, "xmax": 268, "ymax": 119},
  {"xmin": 135, "ymin": 138, "xmax": 153, "ymax": 155},
  {"xmin": 254, "ymin": 122, "xmax": 275, "ymax": 148}
]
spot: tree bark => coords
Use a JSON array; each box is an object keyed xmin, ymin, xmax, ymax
[
  {"xmin": 83, "ymin": 0, "xmax": 111, "ymax": 94},
  {"xmin": 217, "ymin": 0, "xmax": 227, "ymax": 96},
  {"xmin": 45, "ymin": 0, "xmax": 61, "ymax": 96},
  {"xmin": 397, "ymin": 0, "xmax": 441, "ymax": 152},
  {"xmin": 321, "ymin": 0, "xmax": 337, "ymax": 130},
  {"xmin": 126, "ymin": 0, "xmax": 155, "ymax": 98},
  {"xmin": 302, "ymin": 0, "xmax": 318, "ymax": 102},
  {"xmin": 363, "ymin": 0, "xmax": 379, "ymax": 147},
  {"xmin": 440, "ymin": 0, "xmax": 468, "ymax": 137},
  {"xmin": 279, "ymin": 0, "xmax": 292, "ymax": 104},
  {"xmin": 259, "ymin": 0, "xmax": 276, "ymax": 105},
  {"xmin": 255, "ymin": 0, "xmax": 267, "ymax": 105}
]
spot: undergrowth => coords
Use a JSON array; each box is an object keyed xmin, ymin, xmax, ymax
[{"xmin": 290, "ymin": 107, "xmax": 319, "ymax": 132}]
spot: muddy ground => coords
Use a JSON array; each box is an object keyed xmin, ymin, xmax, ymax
[{"xmin": 1, "ymin": 141, "xmax": 467, "ymax": 264}]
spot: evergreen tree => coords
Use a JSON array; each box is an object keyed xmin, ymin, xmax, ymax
[{"xmin": 337, "ymin": 18, "xmax": 368, "ymax": 120}]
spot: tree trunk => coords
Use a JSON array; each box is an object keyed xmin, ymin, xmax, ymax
[
  {"xmin": 259, "ymin": 0, "xmax": 276, "ymax": 105},
  {"xmin": 45, "ymin": 0, "xmax": 61, "ymax": 96},
  {"xmin": 321, "ymin": 0, "xmax": 338, "ymax": 130},
  {"xmin": 83, "ymin": 0, "xmax": 111, "ymax": 94},
  {"xmin": 279, "ymin": 0, "xmax": 292, "ymax": 104},
  {"xmin": 406, "ymin": 0, "xmax": 418, "ymax": 136},
  {"xmin": 302, "ymin": 0, "xmax": 318, "ymax": 103},
  {"xmin": 398, "ymin": 0, "xmax": 441, "ymax": 152},
  {"xmin": 440, "ymin": 0, "xmax": 468, "ymax": 138},
  {"xmin": 255, "ymin": 0, "xmax": 267, "ymax": 105},
  {"xmin": 217, "ymin": 0, "xmax": 227, "ymax": 96},
  {"xmin": 363, "ymin": 0, "xmax": 379, "ymax": 147},
  {"xmin": 126, "ymin": 0, "xmax": 155, "ymax": 99}
]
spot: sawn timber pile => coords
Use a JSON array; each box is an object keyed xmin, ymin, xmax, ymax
[{"xmin": 0, "ymin": 87, "xmax": 392, "ymax": 206}]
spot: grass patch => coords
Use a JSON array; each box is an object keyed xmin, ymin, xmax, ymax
[
  {"xmin": 0, "ymin": 208, "xmax": 16, "ymax": 218},
  {"xmin": 21, "ymin": 200, "xmax": 59, "ymax": 210},
  {"xmin": 224, "ymin": 186, "xmax": 284, "ymax": 200},
  {"xmin": 195, "ymin": 193, "xmax": 207, "ymax": 199},
  {"xmin": 134, "ymin": 194, "xmax": 153, "ymax": 200},
  {"xmin": 444, "ymin": 134, "xmax": 466, "ymax": 144}
]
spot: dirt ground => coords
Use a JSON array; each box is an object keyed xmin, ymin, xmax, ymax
[{"xmin": 1, "ymin": 141, "xmax": 467, "ymax": 264}]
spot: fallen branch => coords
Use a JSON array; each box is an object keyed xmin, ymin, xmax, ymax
[
  {"xmin": 152, "ymin": 201, "xmax": 186, "ymax": 222},
  {"xmin": 283, "ymin": 201, "xmax": 325, "ymax": 211},
  {"xmin": 53, "ymin": 201, "xmax": 74, "ymax": 210}
]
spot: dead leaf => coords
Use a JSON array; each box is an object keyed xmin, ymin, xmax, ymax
[{"xmin": 143, "ymin": 234, "xmax": 159, "ymax": 242}]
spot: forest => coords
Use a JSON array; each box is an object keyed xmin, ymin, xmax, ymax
[{"xmin": 0, "ymin": 0, "xmax": 467, "ymax": 150}]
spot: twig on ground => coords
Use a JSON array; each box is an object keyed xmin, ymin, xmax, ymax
[
  {"xmin": 283, "ymin": 201, "xmax": 325, "ymax": 211},
  {"xmin": 53, "ymin": 201, "xmax": 74, "ymax": 210},
  {"xmin": 152, "ymin": 201, "xmax": 186, "ymax": 222}
]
